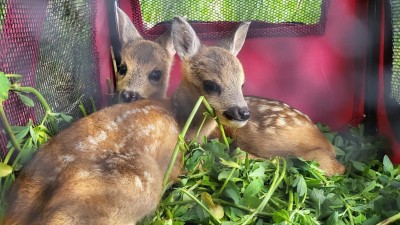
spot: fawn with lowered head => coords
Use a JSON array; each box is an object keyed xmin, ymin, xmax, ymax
[
  {"xmin": 3, "ymin": 13, "xmax": 251, "ymax": 225},
  {"xmin": 116, "ymin": 12, "xmax": 345, "ymax": 176}
]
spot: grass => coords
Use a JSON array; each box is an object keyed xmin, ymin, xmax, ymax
[
  {"xmin": 139, "ymin": 0, "xmax": 323, "ymax": 28},
  {"xmin": 0, "ymin": 3, "xmax": 5, "ymax": 33}
]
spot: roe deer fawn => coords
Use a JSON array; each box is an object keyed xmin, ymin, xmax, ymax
[
  {"xmin": 3, "ymin": 100, "xmax": 181, "ymax": 225},
  {"xmin": 115, "ymin": 10, "xmax": 345, "ymax": 176},
  {"xmin": 3, "ymin": 15, "xmax": 251, "ymax": 225},
  {"xmin": 115, "ymin": 7, "xmax": 175, "ymax": 102}
]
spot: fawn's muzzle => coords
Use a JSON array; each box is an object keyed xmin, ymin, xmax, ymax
[
  {"xmin": 121, "ymin": 90, "xmax": 143, "ymax": 102},
  {"xmin": 223, "ymin": 106, "xmax": 250, "ymax": 121}
]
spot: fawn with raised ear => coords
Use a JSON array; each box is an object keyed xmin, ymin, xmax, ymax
[
  {"xmin": 116, "ymin": 12, "xmax": 345, "ymax": 176},
  {"xmin": 115, "ymin": 7, "xmax": 175, "ymax": 102},
  {"xmin": 3, "ymin": 13, "xmax": 251, "ymax": 224}
]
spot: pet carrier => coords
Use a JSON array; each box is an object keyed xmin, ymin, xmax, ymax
[{"xmin": 0, "ymin": 0, "xmax": 399, "ymax": 223}]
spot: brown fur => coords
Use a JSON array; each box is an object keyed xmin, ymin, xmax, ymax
[
  {"xmin": 3, "ymin": 100, "xmax": 181, "ymax": 224},
  {"xmin": 114, "ymin": 14, "xmax": 345, "ymax": 176}
]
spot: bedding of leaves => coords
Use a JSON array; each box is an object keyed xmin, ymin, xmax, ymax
[{"xmin": 141, "ymin": 124, "xmax": 400, "ymax": 225}]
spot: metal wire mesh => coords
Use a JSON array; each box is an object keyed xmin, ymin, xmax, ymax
[
  {"xmin": 0, "ymin": 0, "xmax": 101, "ymax": 157},
  {"xmin": 34, "ymin": 0, "xmax": 101, "ymax": 127},
  {"xmin": 130, "ymin": 0, "xmax": 330, "ymax": 40},
  {"xmin": 392, "ymin": 0, "xmax": 400, "ymax": 104}
]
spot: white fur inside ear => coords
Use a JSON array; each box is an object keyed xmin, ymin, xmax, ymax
[
  {"xmin": 230, "ymin": 22, "xmax": 250, "ymax": 56},
  {"xmin": 117, "ymin": 7, "xmax": 142, "ymax": 45},
  {"xmin": 171, "ymin": 16, "xmax": 201, "ymax": 59}
]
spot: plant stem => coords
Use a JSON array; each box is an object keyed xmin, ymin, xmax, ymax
[
  {"xmin": 10, "ymin": 85, "xmax": 57, "ymax": 131},
  {"xmin": 193, "ymin": 116, "xmax": 207, "ymax": 143},
  {"xmin": 187, "ymin": 179, "xmax": 202, "ymax": 192},
  {"xmin": 214, "ymin": 168, "xmax": 236, "ymax": 198},
  {"xmin": 90, "ymin": 97, "xmax": 97, "ymax": 112},
  {"xmin": 5, "ymin": 74, "xmax": 22, "ymax": 79},
  {"xmin": 377, "ymin": 212, "xmax": 400, "ymax": 225},
  {"xmin": 287, "ymin": 189, "xmax": 294, "ymax": 211},
  {"xmin": 201, "ymin": 98, "xmax": 230, "ymax": 149},
  {"xmin": 79, "ymin": 102, "xmax": 88, "ymax": 117},
  {"xmin": 0, "ymin": 104, "xmax": 21, "ymax": 152},
  {"xmin": 179, "ymin": 188, "xmax": 221, "ymax": 224},
  {"xmin": 163, "ymin": 97, "xmax": 204, "ymax": 188},
  {"xmin": 10, "ymin": 86, "xmax": 51, "ymax": 114},
  {"xmin": 214, "ymin": 199, "xmax": 272, "ymax": 217},
  {"xmin": 341, "ymin": 196, "xmax": 354, "ymax": 225},
  {"xmin": 242, "ymin": 157, "xmax": 287, "ymax": 225}
]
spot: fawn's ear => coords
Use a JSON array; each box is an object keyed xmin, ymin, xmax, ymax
[
  {"xmin": 155, "ymin": 28, "xmax": 176, "ymax": 57},
  {"xmin": 219, "ymin": 22, "xmax": 250, "ymax": 56},
  {"xmin": 171, "ymin": 16, "xmax": 201, "ymax": 59},
  {"xmin": 116, "ymin": 7, "xmax": 142, "ymax": 45}
]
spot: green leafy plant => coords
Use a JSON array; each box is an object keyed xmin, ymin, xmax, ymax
[
  {"xmin": 140, "ymin": 99, "xmax": 400, "ymax": 225},
  {"xmin": 0, "ymin": 72, "xmax": 73, "ymax": 219}
]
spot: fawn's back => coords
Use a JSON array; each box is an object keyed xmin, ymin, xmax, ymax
[
  {"xmin": 228, "ymin": 96, "xmax": 345, "ymax": 175},
  {"xmin": 4, "ymin": 100, "xmax": 180, "ymax": 224}
]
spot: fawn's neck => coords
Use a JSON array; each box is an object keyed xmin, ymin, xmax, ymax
[{"xmin": 171, "ymin": 78, "xmax": 217, "ymax": 141}]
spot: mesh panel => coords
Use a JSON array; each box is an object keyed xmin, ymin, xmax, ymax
[
  {"xmin": 393, "ymin": 0, "xmax": 400, "ymax": 104},
  {"xmin": 130, "ymin": 0, "xmax": 329, "ymax": 39},
  {"xmin": 0, "ymin": 0, "xmax": 101, "ymax": 157},
  {"xmin": 34, "ymin": 0, "xmax": 101, "ymax": 127}
]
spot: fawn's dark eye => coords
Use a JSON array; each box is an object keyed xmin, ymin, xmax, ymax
[
  {"xmin": 118, "ymin": 63, "xmax": 127, "ymax": 76},
  {"xmin": 203, "ymin": 80, "xmax": 221, "ymax": 94},
  {"xmin": 148, "ymin": 70, "xmax": 162, "ymax": 81}
]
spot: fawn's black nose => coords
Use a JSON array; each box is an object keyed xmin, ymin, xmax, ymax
[
  {"xmin": 121, "ymin": 90, "xmax": 143, "ymax": 102},
  {"xmin": 223, "ymin": 106, "xmax": 250, "ymax": 121}
]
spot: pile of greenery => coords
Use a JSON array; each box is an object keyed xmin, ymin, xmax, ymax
[{"xmin": 142, "ymin": 103, "xmax": 400, "ymax": 224}]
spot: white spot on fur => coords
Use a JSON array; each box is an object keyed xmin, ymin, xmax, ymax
[
  {"xmin": 264, "ymin": 127, "xmax": 276, "ymax": 134},
  {"xmin": 75, "ymin": 142, "xmax": 87, "ymax": 152},
  {"xmin": 87, "ymin": 130, "xmax": 107, "ymax": 145},
  {"xmin": 59, "ymin": 154, "xmax": 75, "ymax": 163},
  {"xmin": 293, "ymin": 117, "xmax": 304, "ymax": 126},
  {"xmin": 257, "ymin": 105, "xmax": 270, "ymax": 112},
  {"xmin": 263, "ymin": 117, "xmax": 274, "ymax": 126},
  {"xmin": 135, "ymin": 176, "xmax": 144, "ymax": 190},
  {"xmin": 286, "ymin": 111, "xmax": 298, "ymax": 117},
  {"xmin": 294, "ymin": 109, "xmax": 306, "ymax": 116},
  {"xmin": 271, "ymin": 106, "xmax": 284, "ymax": 112},
  {"xmin": 78, "ymin": 170, "xmax": 91, "ymax": 178},
  {"xmin": 141, "ymin": 124, "xmax": 155, "ymax": 136},
  {"xmin": 105, "ymin": 121, "xmax": 118, "ymax": 131},
  {"xmin": 144, "ymin": 171, "xmax": 154, "ymax": 183},
  {"xmin": 276, "ymin": 117, "xmax": 287, "ymax": 126}
]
